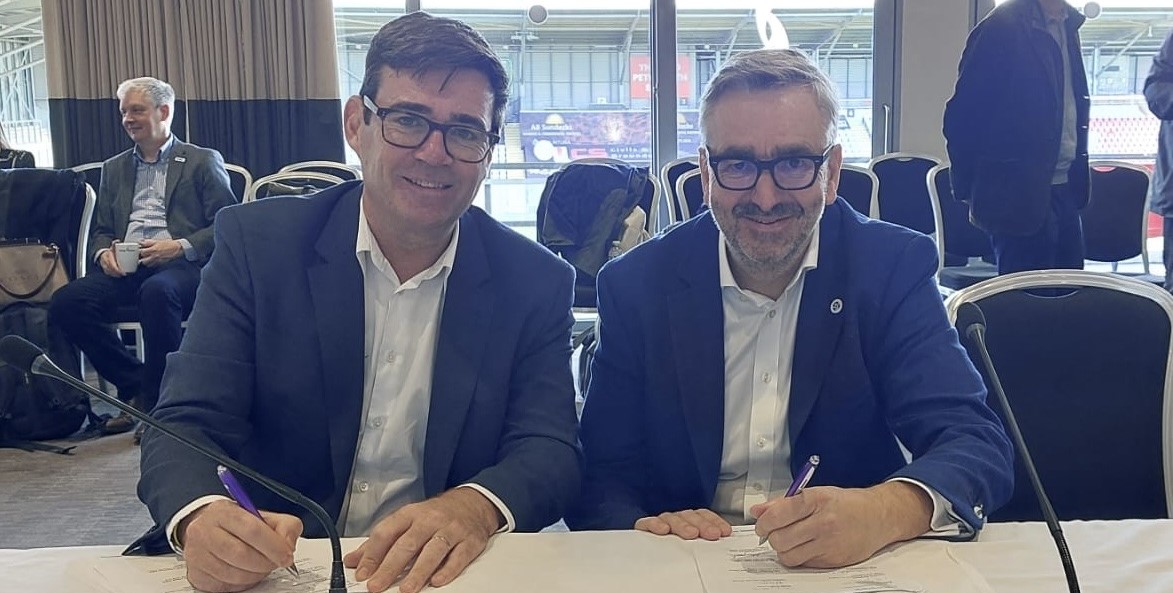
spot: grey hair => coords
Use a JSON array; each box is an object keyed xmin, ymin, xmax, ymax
[
  {"xmin": 116, "ymin": 77, "xmax": 175, "ymax": 110},
  {"xmin": 699, "ymin": 49, "xmax": 840, "ymax": 144}
]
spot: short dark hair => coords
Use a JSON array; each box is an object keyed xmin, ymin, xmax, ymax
[{"xmin": 361, "ymin": 12, "xmax": 509, "ymax": 135}]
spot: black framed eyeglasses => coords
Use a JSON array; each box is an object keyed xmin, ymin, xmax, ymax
[
  {"xmin": 362, "ymin": 96, "xmax": 499, "ymax": 163},
  {"xmin": 707, "ymin": 145, "xmax": 834, "ymax": 191}
]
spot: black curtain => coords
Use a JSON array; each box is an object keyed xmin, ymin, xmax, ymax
[
  {"xmin": 48, "ymin": 99, "xmax": 188, "ymax": 169},
  {"xmin": 186, "ymin": 99, "xmax": 343, "ymax": 178}
]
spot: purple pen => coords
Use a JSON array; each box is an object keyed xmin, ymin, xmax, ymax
[
  {"xmin": 786, "ymin": 455, "xmax": 821, "ymax": 497},
  {"xmin": 216, "ymin": 465, "xmax": 300, "ymax": 578},
  {"xmin": 759, "ymin": 455, "xmax": 821, "ymax": 545}
]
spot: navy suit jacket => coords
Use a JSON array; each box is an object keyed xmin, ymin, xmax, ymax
[
  {"xmin": 566, "ymin": 200, "xmax": 1013, "ymax": 537},
  {"xmin": 136, "ymin": 182, "xmax": 581, "ymax": 550}
]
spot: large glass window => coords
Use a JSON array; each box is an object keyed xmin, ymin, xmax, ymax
[
  {"xmin": 0, "ymin": 5, "xmax": 51, "ymax": 166},
  {"xmin": 676, "ymin": 1, "xmax": 875, "ymax": 162},
  {"xmin": 993, "ymin": 0, "xmax": 1173, "ymax": 160},
  {"xmin": 333, "ymin": 1, "xmax": 878, "ymax": 236}
]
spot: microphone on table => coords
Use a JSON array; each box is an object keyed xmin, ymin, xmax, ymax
[
  {"xmin": 0, "ymin": 334, "xmax": 347, "ymax": 593},
  {"xmin": 955, "ymin": 302, "xmax": 1080, "ymax": 593}
]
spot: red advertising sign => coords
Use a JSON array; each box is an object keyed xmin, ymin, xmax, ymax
[{"xmin": 630, "ymin": 55, "xmax": 691, "ymax": 100}]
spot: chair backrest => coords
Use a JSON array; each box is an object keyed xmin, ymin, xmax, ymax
[
  {"xmin": 928, "ymin": 163, "xmax": 993, "ymax": 263},
  {"xmin": 675, "ymin": 168, "xmax": 706, "ymax": 220},
  {"xmin": 70, "ymin": 162, "xmax": 104, "ymax": 197},
  {"xmin": 278, "ymin": 160, "xmax": 361, "ymax": 181},
  {"xmin": 945, "ymin": 270, "xmax": 1173, "ymax": 521},
  {"xmin": 837, "ymin": 164, "xmax": 878, "ymax": 218},
  {"xmin": 1082, "ymin": 161, "xmax": 1150, "ymax": 268},
  {"xmin": 75, "ymin": 183, "xmax": 96, "ymax": 279},
  {"xmin": 223, "ymin": 164, "xmax": 253, "ymax": 203},
  {"xmin": 245, "ymin": 171, "xmax": 345, "ymax": 203},
  {"xmin": 660, "ymin": 157, "xmax": 698, "ymax": 223},
  {"xmin": 869, "ymin": 152, "xmax": 941, "ymax": 235}
]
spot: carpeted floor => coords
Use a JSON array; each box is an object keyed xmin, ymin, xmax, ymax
[{"xmin": 0, "ymin": 396, "xmax": 152, "ymax": 549}]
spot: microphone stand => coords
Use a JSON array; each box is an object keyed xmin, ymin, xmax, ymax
[
  {"xmin": 29, "ymin": 353, "xmax": 348, "ymax": 593},
  {"xmin": 966, "ymin": 322, "xmax": 1081, "ymax": 593}
]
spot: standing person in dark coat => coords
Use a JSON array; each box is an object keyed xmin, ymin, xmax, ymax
[
  {"xmin": 944, "ymin": 0, "xmax": 1090, "ymax": 275},
  {"xmin": 1146, "ymin": 29, "xmax": 1173, "ymax": 291}
]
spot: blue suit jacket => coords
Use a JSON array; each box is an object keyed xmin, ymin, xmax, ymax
[
  {"xmin": 566, "ymin": 200, "xmax": 1013, "ymax": 536},
  {"xmin": 136, "ymin": 182, "xmax": 581, "ymax": 549}
]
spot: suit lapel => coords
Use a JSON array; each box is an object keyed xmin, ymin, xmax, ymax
[
  {"xmin": 118, "ymin": 152, "xmax": 137, "ymax": 226},
  {"xmin": 423, "ymin": 211, "xmax": 493, "ymax": 496},
  {"xmin": 163, "ymin": 142, "xmax": 186, "ymax": 211},
  {"xmin": 668, "ymin": 215, "xmax": 726, "ymax": 503},
  {"xmin": 306, "ymin": 186, "xmax": 366, "ymax": 502},
  {"xmin": 788, "ymin": 202, "xmax": 847, "ymax": 445}
]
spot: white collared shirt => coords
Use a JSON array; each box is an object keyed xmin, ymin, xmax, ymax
[
  {"xmin": 712, "ymin": 226, "xmax": 820, "ymax": 523},
  {"xmin": 710, "ymin": 225, "xmax": 959, "ymax": 533},
  {"xmin": 342, "ymin": 199, "xmax": 513, "ymax": 534},
  {"xmin": 337, "ymin": 198, "xmax": 458, "ymax": 534}
]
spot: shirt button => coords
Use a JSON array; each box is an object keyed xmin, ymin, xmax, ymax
[
  {"xmin": 372, "ymin": 418, "xmax": 383, "ymax": 428},
  {"xmin": 386, "ymin": 352, "xmax": 397, "ymax": 364},
  {"xmin": 756, "ymin": 436, "xmax": 767, "ymax": 449},
  {"xmin": 752, "ymin": 482, "xmax": 763, "ymax": 492},
  {"xmin": 358, "ymin": 482, "xmax": 369, "ymax": 493},
  {"xmin": 762, "ymin": 372, "xmax": 771, "ymax": 384},
  {"xmin": 768, "ymin": 310, "xmax": 777, "ymax": 318}
]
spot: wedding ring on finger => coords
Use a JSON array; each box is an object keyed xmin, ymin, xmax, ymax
[{"xmin": 431, "ymin": 534, "xmax": 453, "ymax": 549}]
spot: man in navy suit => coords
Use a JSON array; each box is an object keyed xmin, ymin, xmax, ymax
[
  {"xmin": 136, "ymin": 13, "xmax": 579, "ymax": 593},
  {"xmin": 567, "ymin": 49, "xmax": 1013, "ymax": 568}
]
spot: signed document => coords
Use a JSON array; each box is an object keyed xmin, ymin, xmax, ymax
[
  {"xmin": 68, "ymin": 539, "xmax": 365, "ymax": 593},
  {"xmin": 692, "ymin": 526, "xmax": 995, "ymax": 593}
]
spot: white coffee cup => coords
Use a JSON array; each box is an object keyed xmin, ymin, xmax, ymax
[{"xmin": 114, "ymin": 242, "xmax": 141, "ymax": 274}]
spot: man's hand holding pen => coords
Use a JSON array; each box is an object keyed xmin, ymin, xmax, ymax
[
  {"xmin": 178, "ymin": 501, "xmax": 303, "ymax": 593},
  {"xmin": 751, "ymin": 481, "xmax": 933, "ymax": 569}
]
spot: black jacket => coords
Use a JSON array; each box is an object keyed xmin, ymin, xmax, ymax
[{"xmin": 944, "ymin": 0, "xmax": 1089, "ymax": 236}]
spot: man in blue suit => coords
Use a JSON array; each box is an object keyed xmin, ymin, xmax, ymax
[
  {"xmin": 136, "ymin": 13, "xmax": 580, "ymax": 593},
  {"xmin": 567, "ymin": 49, "xmax": 1013, "ymax": 568}
]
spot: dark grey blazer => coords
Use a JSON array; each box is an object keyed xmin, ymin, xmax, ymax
[{"xmin": 89, "ymin": 139, "xmax": 236, "ymax": 265}]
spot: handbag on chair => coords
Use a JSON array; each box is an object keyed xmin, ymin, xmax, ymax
[{"xmin": 0, "ymin": 239, "xmax": 69, "ymax": 311}]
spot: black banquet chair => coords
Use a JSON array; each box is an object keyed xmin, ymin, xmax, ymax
[
  {"xmin": 946, "ymin": 270, "xmax": 1173, "ymax": 521},
  {"xmin": 1081, "ymin": 161, "xmax": 1161, "ymax": 284},
  {"xmin": 929, "ymin": 163, "xmax": 996, "ymax": 290},
  {"xmin": 837, "ymin": 163, "xmax": 879, "ymax": 218},
  {"xmin": 869, "ymin": 152, "xmax": 941, "ymax": 235}
]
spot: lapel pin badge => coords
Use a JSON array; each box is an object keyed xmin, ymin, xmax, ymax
[
  {"xmin": 829, "ymin": 298, "xmax": 843, "ymax": 314},
  {"xmin": 174, "ymin": 156, "xmax": 186, "ymax": 163}
]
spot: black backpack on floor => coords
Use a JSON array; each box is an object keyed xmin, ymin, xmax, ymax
[{"xmin": 0, "ymin": 302, "xmax": 94, "ymax": 452}]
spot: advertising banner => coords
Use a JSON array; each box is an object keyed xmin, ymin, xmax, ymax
[{"xmin": 520, "ymin": 110, "xmax": 702, "ymax": 176}]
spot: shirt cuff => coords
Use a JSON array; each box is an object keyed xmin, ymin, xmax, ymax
[
  {"xmin": 94, "ymin": 247, "xmax": 110, "ymax": 265},
  {"xmin": 178, "ymin": 238, "xmax": 197, "ymax": 261},
  {"xmin": 887, "ymin": 477, "xmax": 963, "ymax": 535},
  {"xmin": 165, "ymin": 495, "xmax": 230, "ymax": 554},
  {"xmin": 457, "ymin": 483, "xmax": 515, "ymax": 534}
]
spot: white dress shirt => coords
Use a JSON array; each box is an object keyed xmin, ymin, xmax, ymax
[
  {"xmin": 338, "ymin": 199, "xmax": 456, "ymax": 534},
  {"xmin": 710, "ymin": 226, "xmax": 960, "ymax": 534}
]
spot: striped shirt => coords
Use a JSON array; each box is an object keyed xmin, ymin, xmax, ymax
[{"xmin": 124, "ymin": 135, "xmax": 195, "ymax": 260}]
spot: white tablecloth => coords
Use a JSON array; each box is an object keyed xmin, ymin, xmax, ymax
[{"xmin": 3, "ymin": 520, "xmax": 1172, "ymax": 593}]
